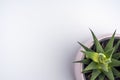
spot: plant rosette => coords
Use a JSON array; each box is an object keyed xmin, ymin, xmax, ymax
[{"xmin": 74, "ymin": 30, "xmax": 120, "ymax": 80}]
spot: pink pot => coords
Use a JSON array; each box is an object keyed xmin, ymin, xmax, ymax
[{"xmin": 74, "ymin": 34, "xmax": 120, "ymax": 80}]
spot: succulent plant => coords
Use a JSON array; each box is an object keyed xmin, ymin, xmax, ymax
[{"xmin": 75, "ymin": 30, "xmax": 120, "ymax": 80}]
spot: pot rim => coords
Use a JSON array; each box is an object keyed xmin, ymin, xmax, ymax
[{"xmin": 74, "ymin": 34, "xmax": 120, "ymax": 80}]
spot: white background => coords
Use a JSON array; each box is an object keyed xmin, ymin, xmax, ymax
[{"xmin": 0, "ymin": 0, "xmax": 120, "ymax": 80}]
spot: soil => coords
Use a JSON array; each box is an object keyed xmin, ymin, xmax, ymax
[{"xmin": 84, "ymin": 37, "xmax": 120, "ymax": 80}]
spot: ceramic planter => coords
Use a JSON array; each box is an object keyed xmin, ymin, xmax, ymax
[{"xmin": 74, "ymin": 34, "xmax": 120, "ymax": 80}]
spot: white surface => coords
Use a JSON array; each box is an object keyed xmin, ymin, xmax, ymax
[{"xmin": 0, "ymin": 0, "xmax": 120, "ymax": 80}]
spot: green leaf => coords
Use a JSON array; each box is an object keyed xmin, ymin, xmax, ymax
[
  {"xmin": 73, "ymin": 59, "xmax": 91, "ymax": 64},
  {"xmin": 112, "ymin": 67, "xmax": 120, "ymax": 78},
  {"xmin": 98, "ymin": 73, "xmax": 105, "ymax": 80},
  {"xmin": 105, "ymin": 47, "xmax": 115, "ymax": 58},
  {"xmin": 90, "ymin": 29, "xmax": 104, "ymax": 53},
  {"xmin": 110, "ymin": 59, "xmax": 120, "ymax": 67},
  {"xmin": 103, "ymin": 68, "xmax": 114, "ymax": 80},
  {"xmin": 113, "ymin": 52, "xmax": 120, "ymax": 59},
  {"xmin": 99, "ymin": 63, "xmax": 109, "ymax": 72},
  {"xmin": 82, "ymin": 51, "xmax": 99, "ymax": 63},
  {"xmin": 114, "ymin": 40, "xmax": 120, "ymax": 53},
  {"xmin": 98, "ymin": 53, "xmax": 107, "ymax": 64},
  {"xmin": 83, "ymin": 62, "xmax": 97, "ymax": 72},
  {"xmin": 104, "ymin": 30, "xmax": 116, "ymax": 51},
  {"xmin": 82, "ymin": 70, "xmax": 92, "ymax": 74},
  {"xmin": 90, "ymin": 70, "xmax": 101, "ymax": 80},
  {"xmin": 78, "ymin": 41, "xmax": 93, "ymax": 51}
]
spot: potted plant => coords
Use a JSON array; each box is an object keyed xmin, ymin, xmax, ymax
[{"xmin": 74, "ymin": 29, "xmax": 120, "ymax": 80}]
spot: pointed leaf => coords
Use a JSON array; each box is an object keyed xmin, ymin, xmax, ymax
[
  {"xmin": 110, "ymin": 59, "xmax": 120, "ymax": 67},
  {"xmin": 90, "ymin": 29, "xmax": 104, "ymax": 53},
  {"xmin": 113, "ymin": 52, "xmax": 120, "ymax": 59},
  {"xmin": 112, "ymin": 68, "xmax": 120, "ymax": 78},
  {"xmin": 105, "ymin": 47, "xmax": 115, "ymax": 58},
  {"xmin": 114, "ymin": 40, "xmax": 120, "ymax": 53},
  {"xmin": 98, "ymin": 73, "xmax": 105, "ymax": 80},
  {"xmin": 83, "ymin": 62, "xmax": 97, "ymax": 72},
  {"xmin": 82, "ymin": 70, "xmax": 92, "ymax": 74},
  {"xmin": 78, "ymin": 41, "xmax": 93, "ymax": 51},
  {"xmin": 99, "ymin": 63, "xmax": 109, "ymax": 72},
  {"xmin": 104, "ymin": 30, "xmax": 116, "ymax": 51},
  {"xmin": 103, "ymin": 68, "xmax": 114, "ymax": 80},
  {"xmin": 90, "ymin": 70, "xmax": 101, "ymax": 80},
  {"xmin": 73, "ymin": 59, "xmax": 91, "ymax": 64},
  {"xmin": 82, "ymin": 51, "xmax": 99, "ymax": 63}
]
